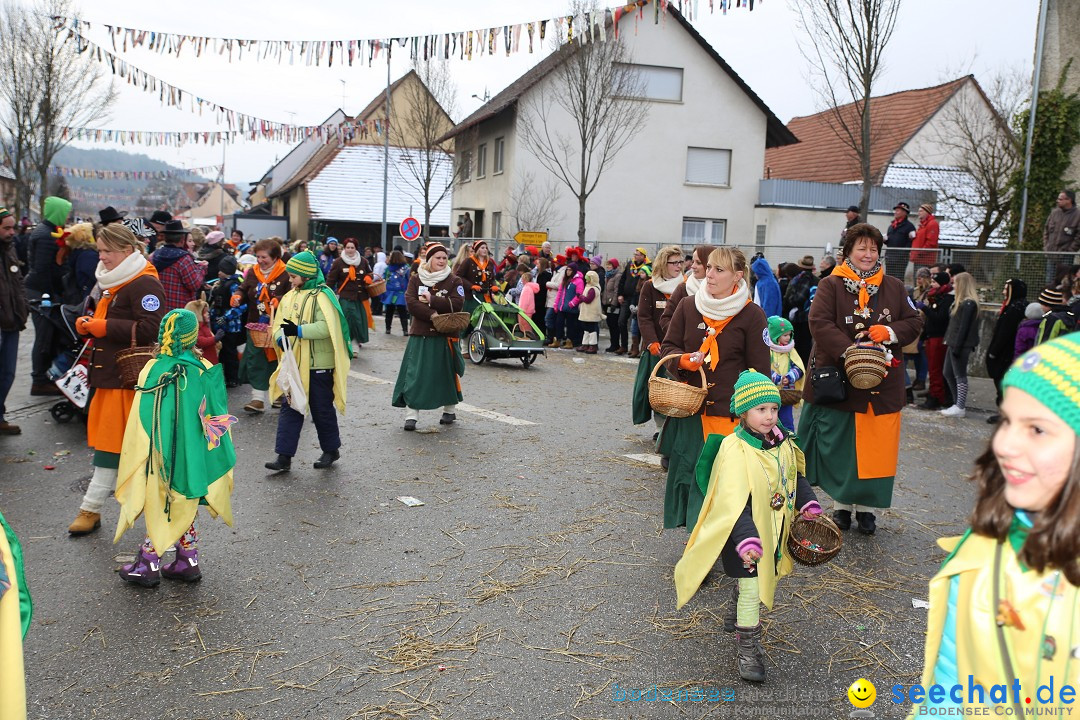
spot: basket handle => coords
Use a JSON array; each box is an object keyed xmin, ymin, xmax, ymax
[
  {"xmin": 129, "ymin": 321, "xmax": 139, "ymax": 349},
  {"xmin": 653, "ymin": 353, "xmax": 707, "ymax": 387}
]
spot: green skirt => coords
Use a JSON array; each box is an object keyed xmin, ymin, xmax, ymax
[
  {"xmin": 799, "ymin": 402, "xmax": 895, "ymax": 508},
  {"xmin": 239, "ymin": 331, "xmax": 277, "ymax": 391},
  {"xmin": 662, "ymin": 414, "xmax": 707, "ymax": 530},
  {"xmin": 392, "ymin": 335, "xmax": 465, "ymax": 410},
  {"xmin": 631, "ymin": 351, "xmax": 667, "ymax": 425},
  {"xmin": 342, "ymin": 298, "xmax": 370, "ymax": 344}
]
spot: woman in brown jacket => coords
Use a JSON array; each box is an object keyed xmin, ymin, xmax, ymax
[
  {"xmin": 799, "ymin": 223, "xmax": 923, "ymax": 535},
  {"xmin": 326, "ymin": 238, "xmax": 374, "ymax": 354},
  {"xmin": 233, "ymin": 238, "xmax": 289, "ymax": 413},
  {"xmin": 391, "ymin": 243, "xmax": 466, "ymax": 431},
  {"xmin": 659, "ymin": 244, "xmax": 715, "ymax": 338},
  {"xmin": 659, "ymin": 247, "xmax": 770, "ymax": 530},
  {"xmin": 68, "ymin": 223, "xmax": 166, "ymax": 535},
  {"xmin": 632, "ymin": 246, "xmax": 683, "ymax": 427},
  {"xmin": 456, "ymin": 240, "xmax": 497, "ymax": 316}
]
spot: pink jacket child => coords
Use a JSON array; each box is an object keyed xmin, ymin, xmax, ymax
[{"xmin": 518, "ymin": 280, "xmax": 540, "ymax": 335}]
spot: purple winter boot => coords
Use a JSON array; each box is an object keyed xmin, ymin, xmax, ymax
[
  {"xmin": 162, "ymin": 546, "xmax": 202, "ymax": 582},
  {"xmin": 119, "ymin": 547, "xmax": 161, "ymax": 587}
]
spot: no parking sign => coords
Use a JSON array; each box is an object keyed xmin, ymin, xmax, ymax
[{"xmin": 399, "ymin": 217, "xmax": 421, "ymax": 241}]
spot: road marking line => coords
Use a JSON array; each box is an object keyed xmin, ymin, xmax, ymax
[
  {"xmin": 348, "ymin": 371, "xmax": 535, "ymax": 426},
  {"xmin": 456, "ymin": 404, "xmax": 536, "ymax": 426},
  {"xmin": 623, "ymin": 453, "xmax": 663, "ymax": 466},
  {"xmin": 348, "ymin": 370, "xmax": 392, "ymax": 386}
]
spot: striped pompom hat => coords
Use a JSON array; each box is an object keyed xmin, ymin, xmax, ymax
[
  {"xmin": 730, "ymin": 369, "xmax": 781, "ymax": 416},
  {"xmin": 285, "ymin": 250, "xmax": 319, "ymax": 278},
  {"xmin": 157, "ymin": 309, "xmax": 199, "ymax": 357},
  {"xmin": 1003, "ymin": 334, "xmax": 1080, "ymax": 435}
]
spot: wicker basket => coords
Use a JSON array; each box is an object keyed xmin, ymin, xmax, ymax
[
  {"xmin": 844, "ymin": 343, "xmax": 889, "ymax": 390},
  {"xmin": 246, "ymin": 322, "xmax": 273, "ymax": 348},
  {"xmin": 649, "ymin": 354, "xmax": 708, "ymax": 418},
  {"xmin": 116, "ymin": 324, "xmax": 157, "ymax": 389},
  {"xmin": 787, "ymin": 514, "xmax": 843, "ymax": 566},
  {"xmin": 431, "ymin": 312, "xmax": 471, "ymax": 336},
  {"xmin": 365, "ymin": 278, "xmax": 387, "ymax": 297},
  {"xmin": 779, "ymin": 388, "xmax": 803, "ymax": 406}
]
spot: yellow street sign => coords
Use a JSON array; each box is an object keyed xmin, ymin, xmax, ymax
[{"xmin": 514, "ymin": 231, "xmax": 548, "ymax": 247}]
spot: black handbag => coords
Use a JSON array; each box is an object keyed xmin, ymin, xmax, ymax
[{"xmin": 810, "ymin": 358, "xmax": 847, "ymax": 404}]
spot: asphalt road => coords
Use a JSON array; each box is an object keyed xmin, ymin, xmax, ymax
[{"xmin": 0, "ymin": 328, "xmax": 994, "ymax": 719}]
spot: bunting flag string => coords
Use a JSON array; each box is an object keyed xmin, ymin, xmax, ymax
[
  {"xmin": 50, "ymin": 163, "xmax": 222, "ymax": 179},
  {"xmin": 56, "ymin": 0, "xmax": 758, "ymax": 69}
]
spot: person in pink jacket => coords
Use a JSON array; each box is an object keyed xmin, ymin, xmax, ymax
[{"xmin": 517, "ymin": 272, "xmax": 540, "ymax": 336}]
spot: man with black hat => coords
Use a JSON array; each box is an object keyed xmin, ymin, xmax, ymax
[
  {"xmin": 147, "ymin": 210, "xmax": 172, "ymax": 253},
  {"xmin": 884, "ymin": 202, "xmax": 916, "ymax": 281},
  {"xmin": 841, "ymin": 205, "xmax": 860, "ymax": 242},
  {"xmin": 151, "ymin": 219, "xmax": 204, "ymax": 311},
  {"xmin": 98, "ymin": 206, "xmax": 127, "ymax": 226}
]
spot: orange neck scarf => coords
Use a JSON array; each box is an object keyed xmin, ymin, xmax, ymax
[
  {"xmin": 697, "ymin": 307, "xmax": 746, "ymax": 371},
  {"xmin": 255, "ymin": 260, "xmax": 286, "ymax": 303},
  {"xmin": 831, "ymin": 262, "xmax": 883, "ymax": 315}
]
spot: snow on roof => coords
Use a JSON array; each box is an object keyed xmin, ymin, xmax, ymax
[
  {"xmin": 882, "ymin": 163, "xmax": 1007, "ymax": 248},
  {"xmin": 306, "ymin": 145, "xmax": 452, "ymax": 225}
]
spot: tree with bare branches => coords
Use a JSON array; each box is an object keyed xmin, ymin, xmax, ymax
[
  {"xmin": 518, "ymin": 0, "xmax": 649, "ymax": 247},
  {"xmin": 506, "ymin": 171, "xmax": 561, "ymax": 238},
  {"xmin": 796, "ymin": 0, "xmax": 901, "ymax": 218},
  {"xmin": 0, "ymin": 0, "xmax": 114, "ymax": 217},
  {"xmin": 390, "ymin": 61, "xmax": 458, "ymax": 241}
]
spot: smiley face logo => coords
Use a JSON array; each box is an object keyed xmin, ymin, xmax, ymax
[{"xmin": 848, "ymin": 678, "xmax": 876, "ymax": 708}]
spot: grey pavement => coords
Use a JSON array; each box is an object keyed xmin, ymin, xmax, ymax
[{"xmin": 0, "ymin": 323, "xmax": 998, "ymax": 719}]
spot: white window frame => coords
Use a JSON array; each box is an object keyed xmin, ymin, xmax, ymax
[
  {"xmin": 493, "ymin": 137, "xmax": 505, "ymax": 175},
  {"xmin": 460, "ymin": 150, "xmax": 472, "ymax": 182},
  {"xmin": 681, "ymin": 217, "xmax": 726, "ymax": 245},
  {"xmin": 685, "ymin": 147, "xmax": 732, "ymax": 187},
  {"xmin": 492, "ymin": 211, "xmax": 502, "ymax": 239},
  {"xmin": 612, "ymin": 63, "xmax": 684, "ymax": 103},
  {"xmin": 476, "ymin": 143, "xmax": 487, "ymax": 179}
]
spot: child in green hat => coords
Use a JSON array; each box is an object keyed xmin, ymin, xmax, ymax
[
  {"xmin": 674, "ymin": 370, "xmax": 820, "ymax": 683},
  {"xmin": 764, "ymin": 315, "xmax": 805, "ymax": 431}
]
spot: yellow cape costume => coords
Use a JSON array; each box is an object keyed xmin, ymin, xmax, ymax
[
  {"xmin": 0, "ymin": 511, "xmax": 27, "ymax": 720},
  {"xmin": 269, "ymin": 287, "xmax": 350, "ymax": 414},
  {"xmin": 913, "ymin": 532, "xmax": 1080, "ymax": 714},
  {"xmin": 114, "ymin": 357, "xmax": 235, "ymax": 556},
  {"xmin": 674, "ymin": 430, "xmax": 804, "ymax": 610}
]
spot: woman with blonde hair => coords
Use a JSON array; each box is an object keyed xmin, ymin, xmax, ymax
[
  {"xmin": 659, "ymin": 246, "xmax": 770, "ymax": 529},
  {"xmin": 67, "ymin": 223, "xmax": 167, "ymax": 535},
  {"xmin": 633, "ymin": 245, "xmax": 684, "ymax": 430},
  {"xmin": 940, "ymin": 271, "xmax": 980, "ymax": 419}
]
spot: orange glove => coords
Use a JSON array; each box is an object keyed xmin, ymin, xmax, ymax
[
  {"xmin": 679, "ymin": 353, "xmax": 703, "ymax": 371},
  {"xmin": 471, "ymin": 284, "xmax": 482, "ymax": 292},
  {"xmin": 230, "ymin": 294, "xmax": 242, "ymax": 308},
  {"xmin": 362, "ymin": 274, "xmax": 374, "ymax": 285},
  {"xmin": 867, "ymin": 325, "xmax": 891, "ymax": 344},
  {"xmin": 648, "ymin": 342, "xmax": 661, "ymax": 356},
  {"xmin": 77, "ymin": 317, "xmax": 107, "ymax": 338}
]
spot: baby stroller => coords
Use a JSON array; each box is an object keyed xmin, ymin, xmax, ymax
[
  {"xmin": 465, "ymin": 291, "xmax": 546, "ymax": 367},
  {"xmin": 28, "ymin": 299, "xmax": 92, "ymax": 423}
]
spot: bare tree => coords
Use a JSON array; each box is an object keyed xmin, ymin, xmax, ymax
[
  {"xmin": 924, "ymin": 72, "xmax": 1025, "ymax": 249},
  {"xmin": 796, "ymin": 0, "xmax": 901, "ymax": 218},
  {"xmin": 0, "ymin": 0, "xmax": 114, "ymax": 217},
  {"xmin": 518, "ymin": 0, "xmax": 649, "ymax": 246},
  {"xmin": 390, "ymin": 61, "xmax": 458, "ymax": 240},
  {"xmin": 506, "ymin": 171, "xmax": 561, "ymax": 238}
]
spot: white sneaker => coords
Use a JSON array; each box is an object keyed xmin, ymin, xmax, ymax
[{"xmin": 940, "ymin": 405, "xmax": 966, "ymax": 418}]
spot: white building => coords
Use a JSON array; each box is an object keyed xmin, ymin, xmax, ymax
[{"xmin": 440, "ymin": 4, "xmax": 795, "ymax": 261}]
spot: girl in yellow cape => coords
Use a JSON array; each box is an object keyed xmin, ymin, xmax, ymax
[
  {"xmin": 907, "ymin": 334, "xmax": 1080, "ymax": 716},
  {"xmin": 764, "ymin": 316, "xmax": 805, "ymax": 432},
  {"xmin": 114, "ymin": 309, "xmax": 238, "ymax": 587},
  {"xmin": 673, "ymin": 370, "xmax": 820, "ymax": 683},
  {"xmin": 1, "ymin": 505, "xmax": 30, "ymax": 720},
  {"xmin": 264, "ymin": 251, "xmax": 351, "ymax": 473}
]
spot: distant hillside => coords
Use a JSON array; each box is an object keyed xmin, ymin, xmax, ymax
[{"xmin": 51, "ymin": 147, "xmax": 210, "ymax": 218}]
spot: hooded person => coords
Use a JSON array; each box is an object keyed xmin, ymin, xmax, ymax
[
  {"xmin": 985, "ymin": 278, "xmax": 1028, "ymax": 421},
  {"xmin": 264, "ymin": 251, "xmax": 351, "ymax": 473},
  {"xmin": 113, "ymin": 309, "xmax": 237, "ymax": 587},
  {"xmin": 750, "ymin": 256, "xmax": 782, "ymax": 318},
  {"xmin": 764, "ymin": 315, "xmax": 805, "ymax": 432},
  {"xmin": 197, "ymin": 230, "xmax": 228, "ymax": 282},
  {"xmin": 24, "ymin": 196, "xmax": 72, "ymax": 395}
]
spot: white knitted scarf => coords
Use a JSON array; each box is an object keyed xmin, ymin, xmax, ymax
[
  {"xmin": 341, "ymin": 249, "xmax": 363, "ymax": 267},
  {"xmin": 694, "ymin": 278, "xmax": 750, "ymax": 321},
  {"xmin": 95, "ymin": 251, "xmax": 148, "ymax": 290},
  {"xmin": 418, "ymin": 263, "xmax": 451, "ymax": 287},
  {"xmin": 684, "ymin": 273, "xmax": 703, "ymax": 297},
  {"xmin": 652, "ymin": 273, "xmax": 681, "ymax": 295}
]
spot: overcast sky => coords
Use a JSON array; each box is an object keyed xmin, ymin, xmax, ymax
[{"xmin": 58, "ymin": 0, "xmax": 1037, "ymax": 192}]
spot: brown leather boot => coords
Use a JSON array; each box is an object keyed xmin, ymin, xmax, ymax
[
  {"xmin": 68, "ymin": 510, "xmax": 101, "ymax": 535},
  {"xmin": 628, "ymin": 337, "xmax": 641, "ymax": 358}
]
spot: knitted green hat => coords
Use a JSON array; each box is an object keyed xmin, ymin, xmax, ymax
[
  {"xmin": 157, "ymin": 309, "xmax": 199, "ymax": 357},
  {"xmin": 1002, "ymin": 334, "xmax": 1080, "ymax": 435},
  {"xmin": 730, "ymin": 369, "xmax": 780, "ymax": 415},
  {"xmin": 767, "ymin": 316, "xmax": 793, "ymax": 343},
  {"xmin": 285, "ymin": 250, "xmax": 319, "ymax": 278}
]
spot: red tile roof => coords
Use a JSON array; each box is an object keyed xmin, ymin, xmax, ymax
[{"xmin": 763, "ymin": 77, "xmax": 971, "ymax": 183}]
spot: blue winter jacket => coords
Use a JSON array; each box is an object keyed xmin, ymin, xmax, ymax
[{"xmin": 751, "ymin": 257, "xmax": 782, "ymax": 318}]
